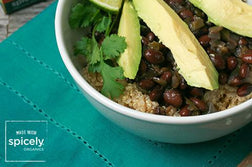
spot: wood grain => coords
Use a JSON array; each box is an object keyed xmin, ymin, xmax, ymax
[{"xmin": 0, "ymin": 0, "xmax": 54, "ymax": 42}]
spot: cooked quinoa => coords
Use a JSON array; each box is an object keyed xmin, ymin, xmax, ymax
[
  {"xmin": 204, "ymin": 85, "xmax": 252, "ymax": 111},
  {"xmin": 81, "ymin": 67, "xmax": 160, "ymax": 113},
  {"xmin": 81, "ymin": 67, "xmax": 252, "ymax": 116}
]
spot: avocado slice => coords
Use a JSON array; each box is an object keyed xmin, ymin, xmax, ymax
[
  {"xmin": 118, "ymin": 1, "xmax": 141, "ymax": 79},
  {"xmin": 189, "ymin": 0, "xmax": 252, "ymax": 38},
  {"xmin": 132, "ymin": 0, "xmax": 219, "ymax": 90}
]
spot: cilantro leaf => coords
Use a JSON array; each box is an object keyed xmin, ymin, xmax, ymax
[
  {"xmin": 88, "ymin": 63, "xmax": 102, "ymax": 73},
  {"xmin": 69, "ymin": 3, "xmax": 86, "ymax": 28},
  {"xmin": 101, "ymin": 34, "xmax": 127, "ymax": 60},
  {"xmin": 74, "ymin": 37, "xmax": 92, "ymax": 55},
  {"xmin": 83, "ymin": 34, "xmax": 126, "ymax": 98},
  {"xmin": 89, "ymin": 37, "xmax": 101, "ymax": 64},
  {"xmin": 74, "ymin": 37, "xmax": 101, "ymax": 64},
  {"xmin": 70, "ymin": 3, "xmax": 127, "ymax": 98},
  {"xmin": 69, "ymin": 2, "xmax": 100, "ymax": 29},
  {"xmin": 96, "ymin": 16, "xmax": 112, "ymax": 33},
  {"xmin": 81, "ymin": 5, "xmax": 100, "ymax": 28},
  {"xmin": 101, "ymin": 63, "xmax": 125, "ymax": 98}
]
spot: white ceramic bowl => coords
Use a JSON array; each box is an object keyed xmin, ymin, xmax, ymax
[{"xmin": 55, "ymin": 0, "xmax": 252, "ymax": 143}]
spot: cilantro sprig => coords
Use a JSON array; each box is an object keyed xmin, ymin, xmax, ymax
[
  {"xmin": 69, "ymin": 2, "xmax": 100, "ymax": 29},
  {"xmin": 70, "ymin": 1, "xmax": 127, "ymax": 99}
]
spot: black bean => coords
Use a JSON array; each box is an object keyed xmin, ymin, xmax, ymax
[
  {"xmin": 237, "ymin": 84, "xmax": 252, "ymax": 97},
  {"xmin": 141, "ymin": 36, "xmax": 149, "ymax": 46},
  {"xmin": 139, "ymin": 79, "xmax": 155, "ymax": 90},
  {"xmin": 198, "ymin": 35, "xmax": 210, "ymax": 47},
  {"xmin": 161, "ymin": 71, "xmax": 172, "ymax": 84},
  {"xmin": 146, "ymin": 32, "xmax": 155, "ymax": 42},
  {"xmin": 179, "ymin": 105, "xmax": 191, "ymax": 116},
  {"xmin": 210, "ymin": 54, "xmax": 226, "ymax": 70},
  {"xmin": 149, "ymin": 86, "xmax": 163, "ymax": 101},
  {"xmin": 239, "ymin": 63, "xmax": 249, "ymax": 79},
  {"xmin": 189, "ymin": 87, "xmax": 204, "ymax": 97},
  {"xmin": 241, "ymin": 52, "xmax": 252, "ymax": 64},
  {"xmin": 163, "ymin": 89, "xmax": 183, "ymax": 107},
  {"xmin": 144, "ymin": 49, "xmax": 165, "ymax": 64},
  {"xmin": 227, "ymin": 56, "xmax": 238, "ymax": 71},
  {"xmin": 228, "ymin": 76, "xmax": 243, "ymax": 87},
  {"xmin": 179, "ymin": 78, "xmax": 188, "ymax": 90},
  {"xmin": 190, "ymin": 97, "xmax": 208, "ymax": 112},
  {"xmin": 179, "ymin": 9, "xmax": 193, "ymax": 20}
]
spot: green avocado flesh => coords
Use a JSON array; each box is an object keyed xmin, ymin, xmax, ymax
[
  {"xmin": 189, "ymin": 0, "xmax": 252, "ymax": 38},
  {"xmin": 118, "ymin": 1, "xmax": 142, "ymax": 79},
  {"xmin": 133, "ymin": 0, "xmax": 219, "ymax": 90}
]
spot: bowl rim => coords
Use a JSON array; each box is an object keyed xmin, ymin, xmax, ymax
[{"xmin": 55, "ymin": 0, "xmax": 252, "ymax": 125}]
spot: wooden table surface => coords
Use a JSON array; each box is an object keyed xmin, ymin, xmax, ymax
[{"xmin": 0, "ymin": 0, "xmax": 54, "ymax": 42}]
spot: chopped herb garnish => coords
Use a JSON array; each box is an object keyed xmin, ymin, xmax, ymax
[
  {"xmin": 71, "ymin": 1, "xmax": 127, "ymax": 99},
  {"xmin": 102, "ymin": 34, "xmax": 127, "ymax": 60},
  {"xmin": 96, "ymin": 16, "xmax": 112, "ymax": 33},
  {"xmin": 69, "ymin": 2, "xmax": 100, "ymax": 29},
  {"xmin": 101, "ymin": 63, "xmax": 125, "ymax": 98}
]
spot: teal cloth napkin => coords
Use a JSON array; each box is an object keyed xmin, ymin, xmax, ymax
[{"xmin": 0, "ymin": 1, "xmax": 251, "ymax": 167}]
